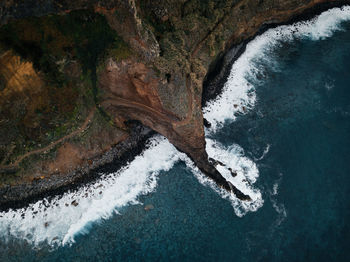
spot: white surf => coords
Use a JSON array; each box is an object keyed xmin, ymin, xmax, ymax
[{"xmin": 1, "ymin": 5, "xmax": 350, "ymax": 248}]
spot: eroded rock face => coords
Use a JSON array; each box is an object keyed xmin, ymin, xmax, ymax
[
  {"xmin": 0, "ymin": 0, "xmax": 348, "ymax": 203},
  {"xmin": 98, "ymin": 58, "xmax": 209, "ymax": 174},
  {"xmin": 97, "ymin": 0, "xmax": 349, "ymax": 198},
  {"xmin": 100, "ymin": 59, "xmax": 169, "ymax": 121},
  {"xmin": 99, "ymin": 57, "xmax": 248, "ymax": 198}
]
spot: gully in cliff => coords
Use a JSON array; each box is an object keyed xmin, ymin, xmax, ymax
[
  {"xmin": 98, "ymin": 58, "xmax": 251, "ymax": 201},
  {"xmin": 0, "ymin": 0, "xmax": 347, "ymax": 208}
]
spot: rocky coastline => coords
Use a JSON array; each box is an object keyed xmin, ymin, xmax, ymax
[
  {"xmin": 203, "ymin": 0, "xmax": 350, "ymax": 106},
  {"xmin": 0, "ymin": 122, "xmax": 154, "ymax": 211},
  {"xmin": 0, "ymin": 0, "xmax": 349, "ymax": 211}
]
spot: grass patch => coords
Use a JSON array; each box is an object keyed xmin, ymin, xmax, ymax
[{"xmin": 0, "ymin": 9, "xmax": 131, "ymax": 175}]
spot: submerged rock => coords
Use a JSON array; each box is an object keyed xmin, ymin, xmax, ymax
[
  {"xmin": 203, "ymin": 118, "xmax": 212, "ymax": 128},
  {"xmin": 208, "ymin": 158, "xmax": 225, "ymax": 167},
  {"xmin": 227, "ymin": 182, "xmax": 252, "ymax": 201},
  {"xmin": 228, "ymin": 168, "xmax": 237, "ymax": 177}
]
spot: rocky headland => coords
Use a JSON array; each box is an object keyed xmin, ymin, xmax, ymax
[{"xmin": 0, "ymin": 0, "xmax": 348, "ymax": 209}]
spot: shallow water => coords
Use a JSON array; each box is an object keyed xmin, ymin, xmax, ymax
[{"xmin": 1, "ymin": 6, "xmax": 350, "ymax": 262}]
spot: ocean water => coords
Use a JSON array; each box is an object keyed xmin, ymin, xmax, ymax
[{"xmin": 1, "ymin": 6, "xmax": 350, "ymax": 262}]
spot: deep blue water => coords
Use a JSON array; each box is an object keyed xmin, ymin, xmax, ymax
[{"xmin": 1, "ymin": 11, "xmax": 350, "ymax": 262}]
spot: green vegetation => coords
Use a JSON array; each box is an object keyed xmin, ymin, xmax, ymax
[
  {"xmin": 0, "ymin": 9, "xmax": 130, "ymax": 176},
  {"xmin": 0, "ymin": 10, "xmax": 118, "ymax": 81},
  {"xmin": 106, "ymin": 36, "xmax": 132, "ymax": 63}
]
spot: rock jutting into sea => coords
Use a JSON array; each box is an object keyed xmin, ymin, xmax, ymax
[{"xmin": 0, "ymin": 0, "xmax": 349, "ymax": 208}]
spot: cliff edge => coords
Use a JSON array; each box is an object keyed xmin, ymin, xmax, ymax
[{"xmin": 0, "ymin": 0, "xmax": 347, "ymax": 206}]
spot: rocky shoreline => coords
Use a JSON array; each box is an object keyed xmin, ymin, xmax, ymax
[
  {"xmin": 0, "ymin": 122, "xmax": 154, "ymax": 211},
  {"xmin": 1, "ymin": 0, "xmax": 349, "ymax": 211},
  {"xmin": 203, "ymin": 0, "xmax": 350, "ymax": 106}
]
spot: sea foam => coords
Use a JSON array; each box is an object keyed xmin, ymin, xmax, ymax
[
  {"xmin": 1, "ymin": 5, "xmax": 350, "ymax": 248},
  {"xmin": 203, "ymin": 5, "xmax": 350, "ymax": 130},
  {"xmin": 183, "ymin": 139, "xmax": 263, "ymax": 217},
  {"xmin": 0, "ymin": 135, "xmax": 262, "ymax": 247},
  {"xmin": 0, "ymin": 136, "xmax": 179, "ymax": 247}
]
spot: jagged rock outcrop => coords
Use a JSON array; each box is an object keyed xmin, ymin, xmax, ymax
[
  {"xmin": 96, "ymin": 0, "xmax": 349, "ymax": 199},
  {"xmin": 0, "ymin": 0, "xmax": 348, "ymax": 205}
]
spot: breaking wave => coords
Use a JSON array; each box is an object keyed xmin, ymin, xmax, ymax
[
  {"xmin": 0, "ymin": 136, "xmax": 178, "ymax": 247},
  {"xmin": 0, "ymin": 135, "xmax": 262, "ymax": 247},
  {"xmin": 203, "ymin": 5, "xmax": 350, "ymax": 130},
  {"xmin": 185, "ymin": 139, "xmax": 263, "ymax": 217},
  {"xmin": 1, "ymin": 5, "xmax": 350, "ymax": 248}
]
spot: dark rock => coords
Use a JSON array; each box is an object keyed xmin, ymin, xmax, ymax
[
  {"xmin": 227, "ymin": 181, "xmax": 252, "ymax": 201},
  {"xmin": 228, "ymin": 168, "xmax": 237, "ymax": 177},
  {"xmin": 209, "ymin": 158, "xmax": 225, "ymax": 167},
  {"xmin": 71, "ymin": 200, "xmax": 79, "ymax": 206},
  {"xmin": 203, "ymin": 118, "xmax": 211, "ymax": 128}
]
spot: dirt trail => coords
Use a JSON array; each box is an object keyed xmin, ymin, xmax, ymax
[{"xmin": 0, "ymin": 107, "xmax": 96, "ymax": 169}]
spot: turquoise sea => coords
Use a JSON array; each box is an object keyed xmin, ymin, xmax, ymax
[{"xmin": 0, "ymin": 6, "xmax": 349, "ymax": 262}]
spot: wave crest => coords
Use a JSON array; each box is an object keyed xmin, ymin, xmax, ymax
[{"xmin": 1, "ymin": 5, "xmax": 350, "ymax": 248}]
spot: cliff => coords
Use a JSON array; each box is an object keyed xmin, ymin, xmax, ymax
[{"xmin": 0, "ymin": 0, "xmax": 348, "ymax": 206}]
